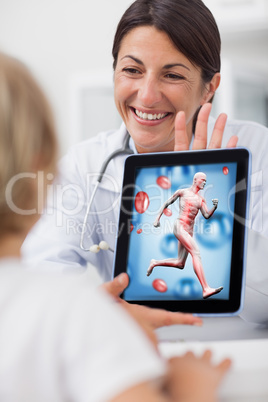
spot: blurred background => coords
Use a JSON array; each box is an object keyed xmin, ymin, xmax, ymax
[{"xmin": 0, "ymin": 0, "xmax": 267, "ymax": 155}]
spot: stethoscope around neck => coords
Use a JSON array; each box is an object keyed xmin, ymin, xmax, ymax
[{"xmin": 80, "ymin": 132, "xmax": 133, "ymax": 253}]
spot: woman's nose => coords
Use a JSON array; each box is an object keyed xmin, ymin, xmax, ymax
[{"xmin": 138, "ymin": 76, "xmax": 162, "ymax": 107}]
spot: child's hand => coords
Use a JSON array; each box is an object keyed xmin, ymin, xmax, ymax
[{"xmin": 166, "ymin": 350, "xmax": 231, "ymax": 402}]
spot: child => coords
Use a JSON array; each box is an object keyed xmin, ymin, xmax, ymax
[{"xmin": 0, "ymin": 52, "xmax": 230, "ymax": 402}]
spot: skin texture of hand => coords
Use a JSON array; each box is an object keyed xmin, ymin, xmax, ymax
[
  {"xmin": 102, "ymin": 273, "xmax": 203, "ymax": 349},
  {"xmin": 166, "ymin": 350, "xmax": 232, "ymax": 402},
  {"xmin": 110, "ymin": 350, "xmax": 231, "ymax": 402},
  {"xmin": 174, "ymin": 103, "xmax": 238, "ymax": 152}
]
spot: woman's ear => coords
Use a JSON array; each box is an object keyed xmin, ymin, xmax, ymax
[{"xmin": 201, "ymin": 72, "xmax": 221, "ymax": 104}]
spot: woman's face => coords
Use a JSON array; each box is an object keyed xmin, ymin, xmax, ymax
[{"xmin": 114, "ymin": 26, "xmax": 211, "ymax": 153}]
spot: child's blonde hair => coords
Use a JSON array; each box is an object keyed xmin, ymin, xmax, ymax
[{"xmin": 0, "ymin": 52, "xmax": 58, "ymax": 234}]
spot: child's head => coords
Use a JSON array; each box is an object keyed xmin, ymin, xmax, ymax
[{"xmin": 0, "ymin": 52, "xmax": 58, "ymax": 236}]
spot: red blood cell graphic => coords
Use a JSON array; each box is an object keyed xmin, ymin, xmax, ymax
[
  {"xmin": 156, "ymin": 176, "xmax": 171, "ymax": 189},
  {"xmin": 223, "ymin": 166, "xmax": 229, "ymax": 175},
  {"xmin": 163, "ymin": 208, "xmax": 172, "ymax": 216},
  {"xmin": 134, "ymin": 191, "xmax": 150, "ymax": 214},
  {"xmin": 130, "ymin": 223, "xmax": 134, "ymax": 233},
  {"xmin": 152, "ymin": 279, "xmax": 168, "ymax": 293},
  {"xmin": 137, "ymin": 228, "xmax": 142, "ymax": 234}
]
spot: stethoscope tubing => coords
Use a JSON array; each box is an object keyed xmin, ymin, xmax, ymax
[{"xmin": 80, "ymin": 133, "xmax": 133, "ymax": 252}]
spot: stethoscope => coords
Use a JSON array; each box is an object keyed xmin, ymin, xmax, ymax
[{"xmin": 80, "ymin": 132, "xmax": 134, "ymax": 254}]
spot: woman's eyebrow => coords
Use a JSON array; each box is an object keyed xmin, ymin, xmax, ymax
[
  {"xmin": 121, "ymin": 55, "xmax": 143, "ymax": 65},
  {"xmin": 120, "ymin": 56, "xmax": 190, "ymax": 72},
  {"xmin": 163, "ymin": 63, "xmax": 190, "ymax": 71}
]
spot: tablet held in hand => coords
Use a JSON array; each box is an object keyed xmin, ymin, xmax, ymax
[{"xmin": 113, "ymin": 148, "xmax": 251, "ymax": 316}]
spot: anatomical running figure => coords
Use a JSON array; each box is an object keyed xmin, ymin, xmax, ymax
[{"xmin": 147, "ymin": 172, "xmax": 223, "ymax": 299}]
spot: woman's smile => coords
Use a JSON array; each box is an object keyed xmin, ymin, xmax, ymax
[{"xmin": 130, "ymin": 106, "xmax": 172, "ymax": 125}]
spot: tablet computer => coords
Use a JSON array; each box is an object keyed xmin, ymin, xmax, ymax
[{"xmin": 113, "ymin": 148, "xmax": 251, "ymax": 315}]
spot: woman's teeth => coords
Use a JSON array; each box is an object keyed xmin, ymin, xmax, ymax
[{"xmin": 134, "ymin": 109, "xmax": 168, "ymax": 121}]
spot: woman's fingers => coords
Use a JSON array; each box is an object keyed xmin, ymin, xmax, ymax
[
  {"xmin": 192, "ymin": 103, "xmax": 228, "ymax": 150},
  {"xmin": 126, "ymin": 304, "xmax": 203, "ymax": 329},
  {"xmin": 175, "ymin": 103, "xmax": 237, "ymax": 152},
  {"xmin": 174, "ymin": 111, "xmax": 189, "ymax": 151},
  {"xmin": 101, "ymin": 273, "xmax": 129, "ymax": 298},
  {"xmin": 207, "ymin": 112, "xmax": 227, "ymax": 149},
  {"xmin": 227, "ymin": 135, "xmax": 238, "ymax": 148},
  {"xmin": 208, "ymin": 112, "xmax": 237, "ymax": 149},
  {"xmin": 192, "ymin": 103, "xmax": 212, "ymax": 150}
]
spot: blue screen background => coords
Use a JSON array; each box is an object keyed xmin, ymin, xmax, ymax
[{"xmin": 124, "ymin": 162, "xmax": 237, "ymax": 301}]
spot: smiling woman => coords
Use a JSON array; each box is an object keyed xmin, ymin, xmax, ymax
[
  {"xmin": 112, "ymin": 0, "xmax": 222, "ymax": 142},
  {"xmin": 23, "ymin": 0, "xmax": 268, "ymax": 329},
  {"xmin": 113, "ymin": 26, "xmax": 218, "ymax": 153}
]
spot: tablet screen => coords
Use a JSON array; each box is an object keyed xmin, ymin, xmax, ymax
[{"xmin": 113, "ymin": 149, "xmax": 250, "ymax": 315}]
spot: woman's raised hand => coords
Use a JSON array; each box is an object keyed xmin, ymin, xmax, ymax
[{"xmin": 174, "ymin": 103, "xmax": 238, "ymax": 152}]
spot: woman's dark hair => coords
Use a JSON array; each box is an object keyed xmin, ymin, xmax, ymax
[
  {"xmin": 112, "ymin": 0, "xmax": 221, "ymax": 85},
  {"xmin": 112, "ymin": 0, "xmax": 221, "ymax": 131}
]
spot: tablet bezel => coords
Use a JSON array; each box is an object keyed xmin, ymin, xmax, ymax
[{"xmin": 113, "ymin": 148, "xmax": 251, "ymax": 315}]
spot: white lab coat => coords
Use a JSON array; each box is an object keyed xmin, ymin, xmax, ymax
[{"xmin": 22, "ymin": 116, "xmax": 268, "ymax": 324}]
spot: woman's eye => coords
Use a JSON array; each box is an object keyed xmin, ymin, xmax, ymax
[
  {"xmin": 165, "ymin": 73, "xmax": 184, "ymax": 80},
  {"xmin": 123, "ymin": 68, "xmax": 141, "ymax": 75}
]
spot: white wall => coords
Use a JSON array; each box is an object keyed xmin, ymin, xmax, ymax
[
  {"xmin": 0, "ymin": 0, "xmax": 132, "ymax": 153},
  {"xmin": 0, "ymin": 0, "xmax": 267, "ymax": 154}
]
